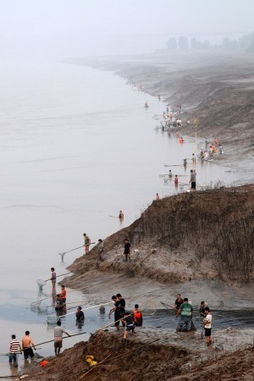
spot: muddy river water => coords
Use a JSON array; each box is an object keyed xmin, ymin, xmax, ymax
[{"xmin": 0, "ymin": 59, "xmax": 248, "ymax": 377}]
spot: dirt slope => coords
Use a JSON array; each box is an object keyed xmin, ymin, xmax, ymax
[
  {"xmin": 68, "ymin": 185, "xmax": 254, "ymax": 285},
  {"xmin": 26, "ymin": 329, "xmax": 254, "ymax": 381}
]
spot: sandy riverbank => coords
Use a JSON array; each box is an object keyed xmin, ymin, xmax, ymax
[
  {"xmin": 61, "ymin": 185, "xmax": 254, "ymax": 310},
  {"xmin": 68, "ymin": 51, "xmax": 254, "ymax": 182}
]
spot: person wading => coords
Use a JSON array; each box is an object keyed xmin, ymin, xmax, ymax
[
  {"xmin": 60, "ymin": 285, "xmax": 67, "ymax": 303},
  {"xmin": 50, "ymin": 267, "xmax": 56, "ymax": 294},
  {"xmin": 109, "ymin": 295, "xmax": 121, "ymax": 330},
  {"xmin": 22, "ymin": 331, "xmax": 36, "ymax": 361},
  {"xmin": 133, "ymin": 304, "xmax": 143, "ymax": 326},
  {"xmin": 117, "ymin": 293, "xmax": 126, "ymax": 324},
  {"xmin": 76, "ymin": 306, "xmax": 85, "ymax": 328},
  {"xmin": 119, "ymin": 210, "xmax": 124, "ymax": 221},
  {"xmin": 190, "ymin": 169, "xmax": 196, "ymax": 190},
  {"xmin": 175, "ymin": 294, "xmax": 184, "ymax": 315},
  {"xmin": 54, "ymin": 320, "xmax": 71, "ymax": 355},
  {"xmin": 176, "ymin": 297, "xmax": 193, "ymax": 332},
  {"xmin": 9, "ymin": 334, "xmax": 22, "ymax": 367}
]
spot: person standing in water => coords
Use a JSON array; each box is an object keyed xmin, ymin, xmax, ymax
[
  {"xmin": 83, "ymin": 233, "xmax": 91, "ymax": 254},
  {"xmin": 123, "ymin": 238, "xmax": 131, "ymax": 262},
  {"xmin": 50, "ymin": 267, "xmax": 56, "ymax": 294},
  {"xmin": 192, "ymin": 153, "xmax": 196, "ymax": 164},
  {"xmin": 174, "ymin": 175, "xmax": 179, "ymax": 187},
  {"xmin": 54, "ymin": 320, "xmax": 70, "ymax": 355},
  {"xmin": 109, "ymin": 295, "xmax": 121, "ymax": 330},
  {"xmin": 119, "ymin": 210, "xmax": 124, "ymax": 223},
  {"xmin": 60, "ymin": 285, "xmax": 66, "ymax": 303},
  {"xmin": 168, "ymin": 170, "xmax": 172, "ymax": 179},
  {"xmin": 176, "ymin": 298, "xmax": 193, "ymax": 331},
  {"xmin": 174, "ymin": 294, "xmax": 184, "ymax": 315},
  {"xmin": 133, "ymin": 304, "xmax": 143, "ymax": 326},
  {"xmin": 9, "ymin": 335, "xmax": 22, "ymax": 367},
  {"xmin": 76, "ymin": 306, "xmax": 85, "ymax": 328},
  {"xmin": 190, "ymin": 170, "xmax": 196, "ymax": 190},
  {"xmin": 116, "ymin": 293, "xmax": 126, "ymax": 322},
  {"xmin": 22, "ymin": 331, "xmax": 36, "ymax": 361}
]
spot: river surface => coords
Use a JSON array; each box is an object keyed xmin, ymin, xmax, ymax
[{"xmin": 0, "ymin": 59, "xmax": 245, "ymax": 378}]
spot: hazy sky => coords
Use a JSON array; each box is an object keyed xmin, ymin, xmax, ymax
[{"xmin": 0, "ymin": 0, "xmax": 253, "ymax": 58}]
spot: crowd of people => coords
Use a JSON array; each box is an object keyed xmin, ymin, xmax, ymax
[{"xmin": 200, "ymin": 137, "xmax": 224, "ymax": 161}]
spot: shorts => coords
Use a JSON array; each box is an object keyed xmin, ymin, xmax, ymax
[
  {"xmin": 24, "ymin": 348, "xmax": 34, "ymax": 360},
  {"xmin": 54, "ymin": 338, "xmax": 63, "ymax": 348},
  {"xmin": 205, "ymin": 328, "xmax": 211, "ymax": 337},
  {"xmin": 191, "ymin": 182, "xmax": 196, "ymax": 189},
  {"xmin": 125, "ymin": 324, "xmax": 135, "ymax": 332}
]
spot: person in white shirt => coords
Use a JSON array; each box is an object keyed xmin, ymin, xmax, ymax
[
  {"xmin": 54, "ymin": 320, "xmax": 70, "ymax": 355},
  {"xmin": 203, "ymin": 307, "xmax": 212, "ymax": 346}
]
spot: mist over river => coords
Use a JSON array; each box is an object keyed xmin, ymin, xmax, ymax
[{"xmin": 0, "ymin": 59, "xmax": 242, "ymax": 377}]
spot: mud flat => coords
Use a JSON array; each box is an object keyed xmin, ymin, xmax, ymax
[{"xmin": 26, "ymin": 328, "xmax": 254, "ymax": 380}]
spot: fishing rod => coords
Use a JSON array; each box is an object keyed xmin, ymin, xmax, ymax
[
  {"xmin": 34, "ymin": 331, "xmax": 87, "ymax": 348},
  {"xmin": 160, "ymin": 301, "xmax": 176, "ymax": 310},
  {"xmin": 58, "ymin": 245, "xmax": 84, "ymax": 262},
  {"xmin": 0, "ymin": 376, "xmax": 28, "ymax": 380},
  {"xmin": 159, "ymin": 174, "xmax": 188, "ymax": 177},
  {"xmin": 36, "ymin": 272, "xmax": 71, "ymax": 289},
  {"xmin": 59, "ymin": 243, "xmax": 96, "ymax": 262},
  {"xmin": 164, "ymin": 164, "xmax": 183, "ymax": 167}
]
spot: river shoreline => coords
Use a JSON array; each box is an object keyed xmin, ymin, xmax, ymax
[
  {"xmin": 6, "ymin": 55, "xmax": 254, "ymax": 380},
  {"xmin": 61, "ymin": 52, "xmax": 254, "ymax": 311},
  {"xmin": 68, "ymin": 51, "xmax": 254, "ymax": 183}
]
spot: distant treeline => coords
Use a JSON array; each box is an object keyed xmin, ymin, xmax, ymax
[{"xmin": 167, "ymin": 32, "xmax": 254, "ymax": 52}]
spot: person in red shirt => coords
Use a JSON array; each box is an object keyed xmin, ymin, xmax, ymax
[
  {"xmin": 60, "ymin": 285, "xmax": 66, "ymax": 303},
  {"xmin": 133, "ymin": 304, "xmax": 143, "ymax": 327}
]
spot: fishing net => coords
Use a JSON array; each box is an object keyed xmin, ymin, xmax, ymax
[
  {"xmin": 47, "ymin": 315, "xmax": 58, "ymax": 325},
  {"xmin": 37, "ymin": 279, "xmax": 47, "ymax": 287},
  {"xmin": 30, "ymin": 296, "xmax": 50, "ymax": 311},
  {"xmin": 30, "ymin": 299, "xmax": 44, "ymax": 311}
]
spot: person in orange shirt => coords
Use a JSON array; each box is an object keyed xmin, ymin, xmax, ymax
[
  {"xmin": 60, "ymin": 285, "xmax": 66, "ymax": 303},
  {"xmin": 22, "ymin": 331, "xmax": 36, "ymax": 361},
  {"xmin": 133, "ymin": 304, "xmax": 143, "ymax": 327}
]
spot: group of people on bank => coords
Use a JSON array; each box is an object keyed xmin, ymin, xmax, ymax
[
  {"xmin": 174, "ymin": 294, "xmax": 212, "ymax": 346},
  {"xmin": 109, "ymin": 294, "xmax": 143, "ymax": 339}
]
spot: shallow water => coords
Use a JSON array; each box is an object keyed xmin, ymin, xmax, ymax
[{"xmin": 0, "ymin": 59, "xmax": 246, "ymax": 377}]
